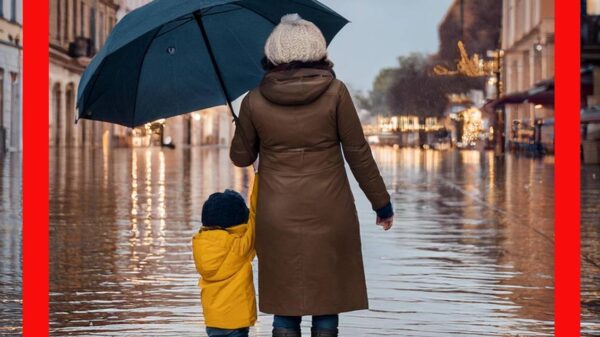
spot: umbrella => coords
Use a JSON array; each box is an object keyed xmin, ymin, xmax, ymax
[{"xmin": 76, "ymin": 0, "xmax": 348, "ymax": 128}]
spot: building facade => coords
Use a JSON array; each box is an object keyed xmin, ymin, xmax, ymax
[
  {"xmin": 501, "ymin": 0, "xmax": 555, "ymax": 151},
  {"xmin": 117, "ymin": 0, "xmax": 150, "ymax": 19},
  {"xmin": 162, "ymin": 106, "xmax": 234, "ymax": 148},
  {"xmin": 49, "ymin": 0, "xmax": 120, "ymax": 148},
  {"xmin": 0, "ymin": 0, "xmax": 22, "ymax": 152},
  {"xmin": 50, "ymin": 0, "xmax": 233, "ymax": 149}
]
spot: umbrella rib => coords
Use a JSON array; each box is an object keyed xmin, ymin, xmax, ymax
[
  {"xmin": 78, "ymin": 57, "xmax": 107, "ymax": 118},
  {"xmin": 192, "ymin": 11, "xmax": 236, "ymax": 114},
  {"xmin": 131, "ymin": 27, "xmax": 163, "ymax": 128},
  {"xmin": 193, "ymin": 11, "xmax": 256, "ymax": 158}
]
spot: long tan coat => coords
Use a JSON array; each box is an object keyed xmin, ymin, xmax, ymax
[{"xmin": 230, "ymin": 67, "xmax": 390, "ymax": 316}]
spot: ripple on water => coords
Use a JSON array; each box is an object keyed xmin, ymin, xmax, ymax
[
  {"xmin": 0, "ymin": 152, "xmax": 22, "ymax": 336},
  {"xmin": 47, "ymin": 147, "xmax": 568, "ymax": 336}
]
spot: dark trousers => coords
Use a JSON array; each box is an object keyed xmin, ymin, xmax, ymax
[
  {"xmin": 273, "ymin": 314, "xmax": 339, "ymax": 330},
  {"xmin": 206, "ymin": 327, "xmax": 249, "ymax": 337}
]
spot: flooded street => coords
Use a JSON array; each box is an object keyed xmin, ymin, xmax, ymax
[
  {"xmin": 45, "ymin": 146, "xmax": 582, "ymax": 336},
  {"xmin": 581, "ymin": 164, "xmax": 600, "ymax": 336},
  {"xmin": 0, "ymin": 153, "xmax": 22, "ymax": 336}
]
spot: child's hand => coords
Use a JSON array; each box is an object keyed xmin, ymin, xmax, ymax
[{"xmin": 376, "ymin": 216, "xmax": 393, "ymax": 231}]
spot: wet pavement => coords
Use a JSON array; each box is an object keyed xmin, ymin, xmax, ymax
[
  {"xmin": 0, "ymin": 152, "xmax": 22, "ymax": 336},
  {"xmin": 45, "ymin": 146, "xmax": 589, "ymax": 336},
  {"xmin": 581, "ymin": 164, "xmax": 600, "ymax": 336}
]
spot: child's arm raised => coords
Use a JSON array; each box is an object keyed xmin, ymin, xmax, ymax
[{"xmin": 231, "ymin": 173, "xmax": 258, "ymax": 258}]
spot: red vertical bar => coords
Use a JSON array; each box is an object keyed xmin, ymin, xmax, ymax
[
  {"xmin": 22, "ymin": 0, "xmax": 50, "ymax": 335},
  {"xmin": 554, "ymin": 0, "xmax": 580, "ymax": 336}
]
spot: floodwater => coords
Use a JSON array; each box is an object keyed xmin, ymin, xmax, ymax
[
  {"xmin": 0, "ymin": 152, "xmax": 22, "ymax": 336},
  {"xmin": 581, "ymin": 164, "xmax": 600, "ymax": 336},
  {"xmin": 44, "ymin": 146, "xmax": 574, "ymax": 336}
]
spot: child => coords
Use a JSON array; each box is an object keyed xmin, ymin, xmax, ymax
[{"xmin": 192, "ymin": 175, "xmax": 259, "ymax": 337}]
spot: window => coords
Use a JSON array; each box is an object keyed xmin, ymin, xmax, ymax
[
  {"xmin": 0, "ymin": 0, "xmax": 4, "ymax": 18},
  {"xmin": 588, "ymin": 0, "xmax": 600, "ymax": 15},
  {"xmin": 65, "ymin": 0, "xmax": 70, "ymax": 40},
  {"xmin": 90, "ymin": 6, "xmax": 95, "ymax": 44},
  {"xmin": 73, "ymin": 0, "xmax": 77, "ymax": 36},
  {"xmin": 80, "ymin": 2, "xmax": 85, "ymax": 37},
  {"xmin": 99, "ymin": 11, "xmax": 105, "ymax": 45},
  {"xmin": 57, "ymin": 0, "xmax": 62, "ymax": 41},
  {"xmin": 11, "ymin": 0, "xmax": 16, "ymax": 21},
  {"xmin": 0, "ymin": 69, "xmax": 4, "ymax": 129},
  {"xmin": 9, "ymin": 72, "xmax": 18, "ymax": 149}
]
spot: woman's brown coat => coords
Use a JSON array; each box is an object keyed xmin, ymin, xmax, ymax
[{"xmin": 230, "ymin": 67, "xmax": 390, "ymax": 316}]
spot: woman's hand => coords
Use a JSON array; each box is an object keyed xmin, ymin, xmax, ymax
[{"xmin": 376, "ymin": 216, "xmax": 393, "ymax": 231}]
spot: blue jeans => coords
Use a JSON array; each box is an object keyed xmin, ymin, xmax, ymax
[
  {"xmin": 206, "ymin": 327, "xmax": 249, "ymax": 337},
  {"xmin": 273, "ymin": 314, "xmax": 339, "ymax": 330}
]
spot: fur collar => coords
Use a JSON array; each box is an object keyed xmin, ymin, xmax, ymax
[{"xmin": 262, "ymin": 57, "xmax": 336, "ymax": 78}]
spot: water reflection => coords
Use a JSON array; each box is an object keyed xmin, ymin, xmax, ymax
[
  {"xmin": 581, "ymin": 164, "xmax": 600, "ymax": 336},
  {"xmin": 50, "ymin": 147, "xmax": 561, "ymax": 336},
  {"xmin": 0, "ymin": 152, "xmax": 22, "ymax": 336}
]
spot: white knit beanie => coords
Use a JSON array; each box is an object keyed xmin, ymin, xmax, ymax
[{"xmin": 264, "ymin": 14, "xmax": 328, "ymax": 65}]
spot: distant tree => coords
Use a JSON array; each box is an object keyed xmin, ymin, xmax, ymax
[
  {"xmin": 385, "ymin": 54, "xmax": 442, "ymax": 117},
  {"xmin": 369, "ymin": 68, "xmax": 399, "ymax": 116},
  {"xmin": 369, "ymin": 1, "xmax": 499, "ymax": 119},
  {"xmin": 352, "ymin": 91, "xmax": 372, "ymax": 112},
  {"xmin": 384, "ymin": 54, "xmax": 483, "ymax": 118},
  {"xmin": 438, "ymin": 0, "xmax": 502, "ymax": 65},
  {"xmin": 466, "ymin": 0, "xmax": 502, "ymax": 54}
]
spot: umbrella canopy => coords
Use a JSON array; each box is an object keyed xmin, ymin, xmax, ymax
[{"xmin": 76, "ymin": 0, "xmax": 348, "ymax": 128}]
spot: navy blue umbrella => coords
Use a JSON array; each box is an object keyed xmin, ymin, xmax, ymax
[{"xmin": 76, "ymin": 0, "xmax": 348, "ymax": 128}]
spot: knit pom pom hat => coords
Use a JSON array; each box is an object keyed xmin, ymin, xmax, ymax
[
  {"xmin": 264, "ymin": 13, "xmax": 327, "ymax": 66},
  {"xmin": 201, "ymin": 190, "xmax": 249, "ymax": 228}
]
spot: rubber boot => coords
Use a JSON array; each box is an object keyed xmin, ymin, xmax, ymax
[
  {"xmin": 311, "ymin": 327, "xmax": 338, "ymax": 337},
  {"xmin": 272, "ymin": 328, "xmax": 301, "ymax": 337}
]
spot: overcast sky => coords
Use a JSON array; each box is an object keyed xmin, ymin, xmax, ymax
[{"xmin": 318, "ymin": 0, "xmax": 454, "ymax": 93}]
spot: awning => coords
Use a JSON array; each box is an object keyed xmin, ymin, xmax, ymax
[
  {"xmin": 483, "ymin": 79, "xmax": 554, "ymax": 111},
  {"xmin": 582, "ymin": 108, "xmax": 600, "ymax": 123},
  {"xmin": 528, "ymin": 80, "xmax": 554, "ymax": 105}
]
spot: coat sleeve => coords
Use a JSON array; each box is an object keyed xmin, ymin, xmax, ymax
[
  {"xmin": 230, "ymin": 95, "xmax": 259, "ymax": 167},
  {"xmin": 336, "ymin": 82, "xmax": 391, "ymax": 212},
  {"xmin": 230, "ymin": 173, "xmax": 258, "ymax": 259}
]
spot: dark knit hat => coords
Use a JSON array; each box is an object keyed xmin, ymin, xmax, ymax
[{"xmin": 201, "ymin": 189, "xmax": 249, "ymax": 228}]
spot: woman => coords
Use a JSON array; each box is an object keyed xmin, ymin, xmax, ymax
[{"xmin": 230, "ymin": 14, "xmax": 394, "ymax": 337}]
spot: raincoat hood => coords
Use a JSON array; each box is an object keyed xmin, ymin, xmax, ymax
[
  {"xmin": 259, "ymin": 68, "xmax": 334, "ymax": 105},
  {"xmin": 193, "ymin": 224, "xmax": 249, "ymax": 281}
]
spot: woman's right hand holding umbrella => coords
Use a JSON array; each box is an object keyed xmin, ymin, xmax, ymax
[{"xmin": 376, "ymin": 216, "xmax": 393, "ymax": 231}]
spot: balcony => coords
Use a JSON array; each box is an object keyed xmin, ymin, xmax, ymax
[{"xmin": 68, "ymin": 36, "xmax": 96, "ymax": 59}]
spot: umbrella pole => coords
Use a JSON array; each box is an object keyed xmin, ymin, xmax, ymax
[
  {"xmin": 193, "ymin": 11, "xmax": 239, "ymax": 124},
  {"xmin": 193, "ymin": 11, "xmax": 255, "ymax": 159}
]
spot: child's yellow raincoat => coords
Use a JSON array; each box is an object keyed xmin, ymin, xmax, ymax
[{"xmin": 192, "ymin": 175, "xmax": 258, "ymax": 329}]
